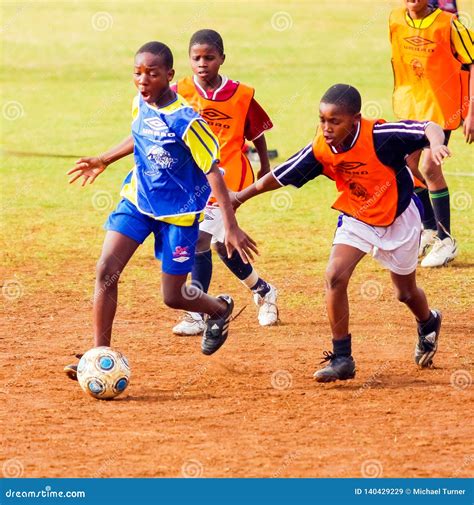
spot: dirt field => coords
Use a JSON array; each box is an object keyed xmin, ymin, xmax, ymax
[{"xmin": 2, "ymin": 258, "xmax": 473, "ymax": 479}]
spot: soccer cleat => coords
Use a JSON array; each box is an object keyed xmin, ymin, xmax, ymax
[
  {"xmin": 201, "ymin": 295, "xmax": 234, "ymax": 355},
  {"xmin": 172, "ymin": 312, "xmax": 205, "ymax": 336},
  {"xmin": 418, "ymin": 229, "xmax": 437, "ymax": 257},
  {"xmin": 313, "ymin": 351, "xmax": 356, "ymax": 383},
  {"xmin": 253, "ymin": 284, "xmax": 279, "ymax": 326},
  {"xmin": 64, "ymin": 353, "xmax": 83, "ymax": 381},
  {"xmin": 415, "ymin": 309, "xmax": 442, "ymax": 368},
  {"xmin": 420, "ymin": 236, "xmax": 458, "ymax": 267}
]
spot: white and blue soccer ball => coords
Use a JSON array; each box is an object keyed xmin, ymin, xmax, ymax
[{"xmin": 77, "ymin": 347, "xmax": 131, "ymax": 400}]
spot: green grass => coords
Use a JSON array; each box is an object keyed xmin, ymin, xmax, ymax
[{"xmin": 1, "ymin": 0, "xmax": 473, "ymax": 304}]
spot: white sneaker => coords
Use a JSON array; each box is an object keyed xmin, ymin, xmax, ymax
[
  {"xmin": 172, "ymin": 312, "xmax": 205, "ymax": 336},
  {"xmin": 419, "ymin": 229, "xmax": 437, "ymax": 257},
  {"xmin": 420, "ymin": 236, "xmax": 458, "ymax": 267},
  {"xmin": 253, "ymin": 284, "xmax": 279, "ymax": 326}
]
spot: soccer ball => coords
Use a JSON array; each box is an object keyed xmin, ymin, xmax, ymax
[{"xmin": 77, "ymin": 347, "xmax": 131, "ymax": 400}]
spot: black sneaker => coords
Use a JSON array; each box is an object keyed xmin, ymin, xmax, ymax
[
  {"xmin": 201, "ymin": 295, "xmax": 234, "ymax": 355},
  {"xmin": 313, "ymin": 351, "xmax": 356, "ymax": 382},
  {"xmin": 415, "ymin": 309, "xmax": 442, "ymax": 368},
  {"xmin": 64, "ymin": 353, "xmax": 83, "ymax": 381}
]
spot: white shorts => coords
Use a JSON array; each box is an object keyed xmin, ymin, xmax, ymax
[
  {"xmin": 333, "ymin": 199, "xmax": 422, "ymax": 275},
  {"xmin": 199, "ymin": 205, "xmax": 225, "ymax": 243}
]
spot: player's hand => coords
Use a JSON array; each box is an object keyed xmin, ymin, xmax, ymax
[
  {"xmin": 430, "ymin": 144, "xmax": 451, "ymax": 166},
  {"xmin": 463, "ymin": 112, "xmax": 474, "ymax": 144},
  {"xmin": 228, "ymin": 191, "xmax": 242, "ymax": 211},
  {"xmin": 225, "ymin": 225, "xmax": 258, "ymax": 264},
  {"xmin": 67, "ymin": 157, "xmax": 107, "ymax": 186}
]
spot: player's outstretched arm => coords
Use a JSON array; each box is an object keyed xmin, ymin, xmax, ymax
[
  {"xmin": 253, "ymin": 134, "xmax": 271, "ymax": 179},
  {"xmin": 233, "ymin": 171, "xmax": 281, "ymax": 209},
  {"xmin": 424, "ymin": 123, "xmax": 451, "ymax": 166},
  {"xmin": 67, "ymin": 135, "xmax": 134, "ymax": 186},
  {"xmin": 206, "ymin": 164, "xmax": 259, "ymax": 263},
  {"xmin": 463, "ymin": 64, "xmax": 474, "ymax": 143}
]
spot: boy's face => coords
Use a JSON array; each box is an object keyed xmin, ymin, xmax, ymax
[
  {"xmin": 189, "ymin": 44, "xmax": 225, "ymax": 83},
  {"xmin": 133, "ymin": 52, "xmax": 174, "ymax": 104},
  {"xmin": 404, "ymin": 0, "xmax": 429, "ymax": 14},
  {"xmin": 319, "ymin": 102, "xmax": 360, "ymax": 148}
]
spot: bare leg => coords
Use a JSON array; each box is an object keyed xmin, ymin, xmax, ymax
[
  {"xmin": 325, "ymin": 244, "xmax": 366, "ymax": 340},
  {"xmin": 390, "ymin": 270, "xmax": 430, "ymax": 322},
  {"xmin": 93, "ymin": 231, "xmax": 140, "ymax": 347}
]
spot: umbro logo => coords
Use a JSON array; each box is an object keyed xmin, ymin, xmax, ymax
[
  {"xmin": 335, "ymin": 161, "xmax": 367, "ymax": 170},
  {"xmin": 201, "ymin": 108, "xmax": 232, "ymax": 121},
  {"xmin": 404, "ymin": 36, "xmax": 434, "ymax": 47},
  {"xmin": 144, "ymin": 117, "xmax": 167, "ymax": 131}
]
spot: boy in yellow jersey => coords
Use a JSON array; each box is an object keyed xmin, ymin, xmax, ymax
[
  {"xmin": 171, "ymin": 29, "xmax": 279, "ymax": 336},
  {"xmin": 389, "ymin": 0, "xmax": 473, "ymax": 267},
  {"xmin": 64, "ymin": 42, "xmax": 258, "ymax": 378}
]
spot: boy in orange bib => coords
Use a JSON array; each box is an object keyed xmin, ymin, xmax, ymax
[
  {"xmin": 171, "ymin": 30, "xmax": 279, "ymax": 335},
  {"xmin": 232, "ymin": 84, "xmax": 448, "ymax": 382},
  {"xmin": 389, "ymin": 0, "xmax": 473, "ymax": 267}
]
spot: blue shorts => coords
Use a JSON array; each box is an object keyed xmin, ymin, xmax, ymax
[{"xmin": 105, "ymin": 199, "xmax": 199, "ymax": 275}]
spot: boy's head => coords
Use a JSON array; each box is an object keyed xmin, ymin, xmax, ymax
[
  {"xmin": 188, "ymin": 29, "xmax": 225, "ymax": 83},
  {"xmin": 134, "ymin": 41, "xmax": 174, "ymax": 104},
  {"xmin": 404, "ymin": 0, "xmax": 430, "ymax": 15},
  {"xmin": 319, "ymin": 84, "xmax": 362, "ymax": 148}
]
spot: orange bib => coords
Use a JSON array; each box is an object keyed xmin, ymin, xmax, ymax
[
  {"xmin": 177, "ymin": 77, "xmax": 255, "ymax": 195},
  {"xmin": 390, "ymin": 8, "xmax": 466, "ymax": 129},
  {"xmin": 313, "ymin": 119, "xmax": 404, "ymax": 227}
]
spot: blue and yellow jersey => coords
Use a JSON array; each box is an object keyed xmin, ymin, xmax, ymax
[{"xmin": 121, "ymin": 93, "xmax": 220, "ymax": 226}]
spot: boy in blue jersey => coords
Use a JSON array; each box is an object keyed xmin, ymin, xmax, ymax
[
  {"xmin": 232, "ymin": 84, "xmax": 447, "ymax": 383},
  {"xmin": 64, "ymin": 41, "xmax": 257, "ymax": 379}
]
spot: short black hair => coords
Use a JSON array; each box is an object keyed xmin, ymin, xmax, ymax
[
  {"xmin": 136, "ymin": 41, "xmax": 173, "ymax": 69},
  {"xmin": 189, "ymin": 29, "xmax": 224, "ymax": 55},
  {"xmin": 321, "ymin": 84, "xmax": 361, "ymax": 115}
]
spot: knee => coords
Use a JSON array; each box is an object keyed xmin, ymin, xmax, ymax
[
  {"xmin": 213, "ymin": 241, "xmax": 227, "ymax": 259},
  {"xmin": 162, "ymin": 288, "xmax": 188, "ymax": 310},
  {"xmin": 394, "ymin": 287, "xmax": 413, "ymax": 304},
  {"xmin": 325, "ymin": 267, "xmax": 350, "ymax": 291},
  {"xmin": 96, "ymin": 257, "xmax": 122, "ymax": 285}
]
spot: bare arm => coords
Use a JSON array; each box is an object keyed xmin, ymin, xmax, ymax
[
  {"xmin": 424, "ymin": 123, "xmax": 451, "ymax": 166},
  {"xmin": 206, "ymin": 164, "xmax": 258, "ymax": 262},
  {"xmin": 252, "ymin": 134, "xmax": 271, "ymax": 179},
  {"xmin": 463, "ymin": 64, "xmax": 474, "ymax": 143},
  {"xmin": 67, "ymin": 135, "xmax": 134, "ymax": 186},
  {"xmin": 234, "ymin": 171, "xmax": 281, "ymax": 208}
]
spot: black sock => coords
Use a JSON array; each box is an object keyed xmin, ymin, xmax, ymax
[
  {"xmin": 415, "ymin": 187, "xmax": 436, "ymax": 230},
  {"xmin": 417, "ymin": 310, "xmax": 436, "ymax": 335},
  {"xmin": 251, "ymin": 278, "xmax": 271, "ymax": 297},
  {"xmin": 191, "ymin": 250, "xmax": 212, "ymax": 294},
  {"xmin": 333, "ymin": 334, "xmax": 352, "ymax": 357},
  {"xmin": 217, "ymin": 249, "xmax": 253, "ymax": 280},
  {"xmin": 430, "ymin": 188, "xmax": 450, "ymax": 239}
]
